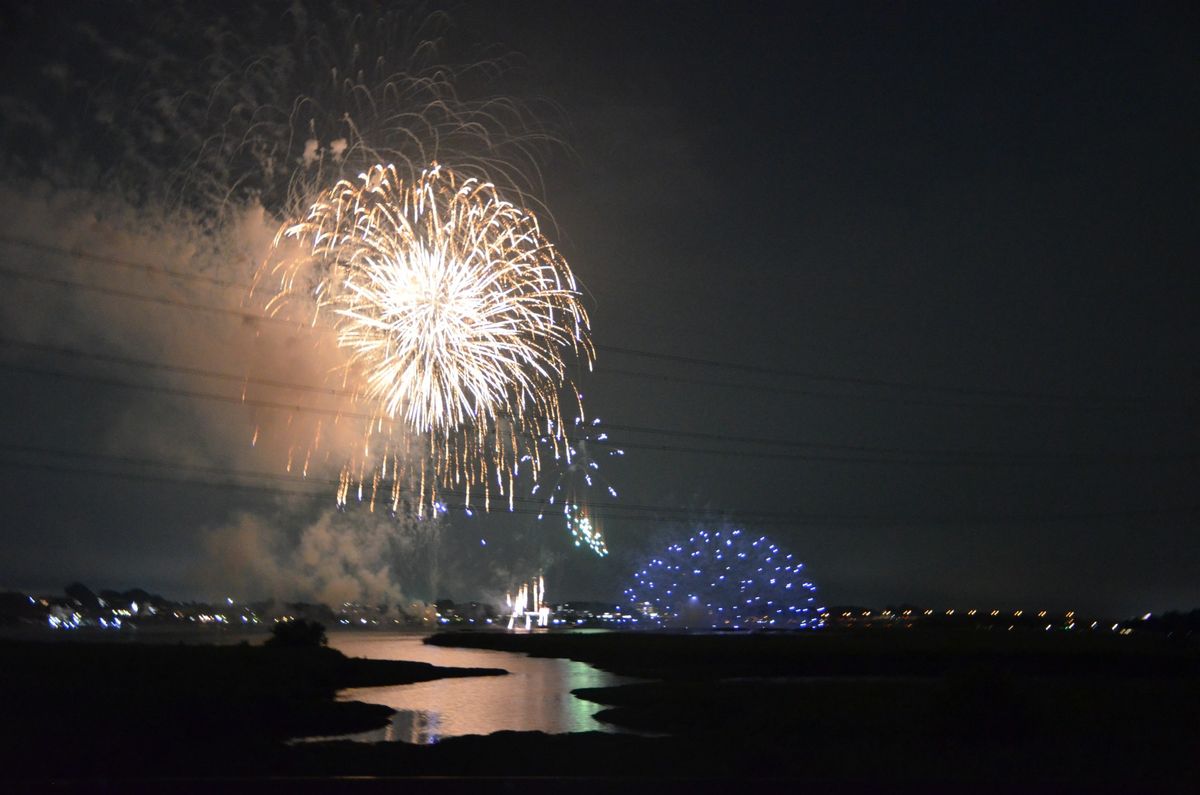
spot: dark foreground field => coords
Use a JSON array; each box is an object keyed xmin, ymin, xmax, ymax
[
  {"xmin": 428, "ymin": 629, "xmax": 1200, "ymax": 790},
  {"xmin": 1, "ymin": 630, "xmax": 1197, "ymax": 791},
  {"xmin": 0, "ymin": 639, "xmax": 504, "ymax": 780}
]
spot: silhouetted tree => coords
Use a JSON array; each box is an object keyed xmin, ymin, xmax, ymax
[{"xmin": 266, "ymin": 619, "xmax": 327, "ymax": 648}]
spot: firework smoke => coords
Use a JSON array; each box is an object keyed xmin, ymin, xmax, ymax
[{"xmin": 0, "ymin": 2, "xmax": 597, "ymax": 602}]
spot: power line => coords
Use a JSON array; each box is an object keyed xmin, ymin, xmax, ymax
[
  {"xmin": 1, "ymin": 265, "xmax": 1187, "ymax": 415},
  {"xmin": 0, "ymin": 264, "xmax": 294, "ymax": 327},
  {"xmin": 589, "ymin": 438, "xmax": 1198, "ymax": 467},
  {"xmin": 0, "ymin": 442, "xmax": 904, "ymax": 519},
  {"xmin": 3, "ymin": 446, "xmax": 1195, "ymax": 528},
  {"xmin": 596, "ymin": 344, "xmax": 1126, "ymax": 405},
  {"xmin": 0, "ymin": 337, "xmax": 348, "ymax": 399},
  {"xmin": 594, "ymin": 365, "xmax": 1153, "ymax": 413},
  {"xmin": 5, "ymin": 337, "xmax": 1187, "ymax": 462},
  {"xmin": 0, "ymin": 361, "xmax": 358, "ymax": 421},
  {"xmin": 4, "ymin": 360, "xmax": 1194, "ymax": 468},
  {"xmin": 4, "ymin": 234, "xmax": 1189, "ymax": 411},
  {"xmin": 0, "ymin": 442, "xmax": 341, "ymax": 489},
  {"xmin": 0, "ymin": 233, "xmax": 249, "ymax": 290},
  {"xmin": 597, "ymin": 420, "xmax": 1171, "ymax": 462}
]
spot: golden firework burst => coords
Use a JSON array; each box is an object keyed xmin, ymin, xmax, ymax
[{"xmin": 261, "ymin": 163, "xmax": 594, "ymax": 522}]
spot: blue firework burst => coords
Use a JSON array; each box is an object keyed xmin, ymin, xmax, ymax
[{"xmin": 625, "ymin": 529, "xmax": 824, "ymax": 629}]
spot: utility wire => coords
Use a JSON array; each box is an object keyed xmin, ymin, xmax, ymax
[
  {"xmin": 1, "ymin": 264, "xmax": 1189, "ymax": 415},
  {"xmin": 590, "ymin": 438, "xmax": 1198, "ymax": 467},
  {"xmin": 3, "ymin": 360, "xmax": 1195, "ymax": 468},
  {"xmin": 595, "ymin": 420, "xmax": 1178, "ymax": 462},
  {"xmin": 593, "ymin": 366, "xmax": 1167, "ymax": 413},
  {"xmin": 0, "ymin": 361, "xmax": 356, "ymax": 420},
  {"xmin": 596, "ymin": 344, "xmax": 1114, "ymax": 405},
  {"xmin": 0, "ymin": 264, "xmax": 293, "ymax": 327},
  {"xmin": 0, "ymin": 233, "xmax": 249, "ymax": 290},
  {"xmin": 3, "ymin": 337, "xmax": 1187, "ymax": 462},
  {"xmin": 0, "ymin": 337, "xmax": 347, "ymax": 399},
  {"xmin": 3, "ymin": 234, "xmax": 1189, "ymax": 410},
  {"xmin": 3, "ymin": 447, "xmax": 1196, "ymax": 527}
]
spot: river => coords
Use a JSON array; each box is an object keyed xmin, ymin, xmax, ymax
[{"xmin": 319, "ymin": 631, "xmax": 640, "ymax": 743}]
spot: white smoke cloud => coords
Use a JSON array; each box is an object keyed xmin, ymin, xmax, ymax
[
  {"xmin": 203, "ymin": 507, "xmax": 442, "ymax": 607},
  {"xmin": 0, "ymin": 180, "xmax": 445, "ymax": 604},
  {"xmin": 0, "ymin": 4, "xmax": 564, "ymax": 604}
]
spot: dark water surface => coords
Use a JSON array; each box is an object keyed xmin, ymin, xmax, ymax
[{"xmin": 320, "ymin": 632, "xmax": 642, "ymax": 743}]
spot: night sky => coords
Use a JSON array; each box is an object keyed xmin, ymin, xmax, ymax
[{"xmin": 0, "ymin": 1, "xmax": 1196, "ymax": 616}]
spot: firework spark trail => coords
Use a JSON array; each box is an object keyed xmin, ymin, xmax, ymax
[
  {"xmin": 0, "ymin": 2, "xmax": 613, "ymax": 604},
  {"xmin": 261, "ymin": 162, "xmax": 593, "ymax": 524},
  {"xmin": 527, "ymin": 415, "xmax": 621, "ymax": 556},
  {"xmin": 9, "ymin": 1, "xmax": 619, "ymax": 554}
]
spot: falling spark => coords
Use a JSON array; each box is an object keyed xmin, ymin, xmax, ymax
[
  {"xmin": 261, "ymin": 162, "xmax": 593, "ymax": 520},
  {"xmin": 530, "ymin": 415, "xmax": 621, "ymax": 555}
]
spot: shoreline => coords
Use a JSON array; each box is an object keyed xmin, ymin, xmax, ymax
[
  {"xmin": 2, "ymin": 631, "xmax": 1197, "ymax": 788},
  {"xmin": 0, "ymin": 636, "xmax": 505, "ymax": 777},
  {"xmin": 425, "ymin": 626, "xmax": 1200, "ymax": 679}
]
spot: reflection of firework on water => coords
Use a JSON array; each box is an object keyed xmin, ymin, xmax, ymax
[
  {"xmin": 261, "ymin": 162, "xmax": 592, "ymax": 517},
  {"xmin": 625, "ymin": 529, "xmax": 823, "ymax": 629},
  {"xmin": 527, "ymin": 415, "xmax": 622, "ymax": 556}
]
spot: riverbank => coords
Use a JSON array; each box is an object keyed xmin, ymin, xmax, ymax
[
  {"xmin": 323, "ymin": 632, "xmax": 640, "ymax": 739},
  {"xmin": 0, "ymin": 638, "xmax": 503, "ymax": 778},
  {"xmin": 425, "ymin": 626, "xmax": 1200, "ymax": 678},
  {"xmin": 3, "ymin": 631, "xmax": 1197, "ymax": 789},
  {"xmin": 423, "ymin": 628, "xmax": 1200, "ymax": 789}
]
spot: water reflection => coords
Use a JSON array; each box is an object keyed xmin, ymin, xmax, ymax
[
  {"xmin": 379, "ymin": 709, "xmax": 441, "ymax": 744},
  {"xmin": 325, "ymin": 632, "xmax": 639, "ymax": 743}
]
